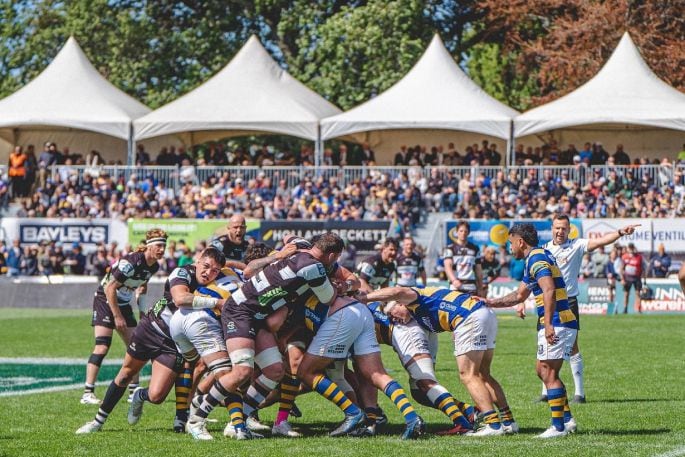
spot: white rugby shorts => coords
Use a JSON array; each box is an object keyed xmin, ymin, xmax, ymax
[
  {"xmin": 536, "ymin": 327, "xmax": 577, "ymax": 361},
  {"xmin": 170, "ymin": 307, "xmax": 226, "ymax": 358},
  {"xmin": 307, "ymin": 302, "xmax": 380, "ymax": 359},
  {"xmin": 453, "ymin": 307, "xmax": 497, "ymax": 356},
  {"xmin": 391, "ymin": 319, "xmax": 432, "ymax": 366}
]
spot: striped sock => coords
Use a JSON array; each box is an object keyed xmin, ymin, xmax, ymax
[
  {"xmin": 312, "ymin": 374, "xmax": 360, "ymax": 415},
  {"xmin": 499, "ymin": 405, "xmax": 514, "ymax": 426},
  {"xmin": 563, "ymin": 396, "xmax": 573, "ymax": 423},
  {"xmin": 547, "ymin": 387, "xmax": 566, "ymax": 431},
  {"xmin": 175, "ymin": 364, "xmax": 192, "ymax": 419},
  {"xmin": 243, "ymin": 375, "xmax": 278, "ymax": 417},
  {"xmin": 136, "ymin": 387, "xmax": 150, "ymax": 403},
  {"xmin": 96, "ymin": 381, "xmax": 128, "ymax": 424},
  {"xmin": 128, "ymin": 382, "xmax": 139, "ymax": 396},
  {"xmin": 427, "ymin": 385, "xmax": 471, "ymax": 428},
  {"xmin": 195, "ymin": 380, "xmax": 230, "ymax": 419},
  {"xmin": 226, "ymin": 392, "xmax": 246, "ymax": 431},
  {"xmin": 84, "ymin": 383, "xmax": 95, "ymax": 395},
  {"xmin": 276, "ymin": 375, "xmax": 301, "ymax": 425},
  {"xmin": 383, "ymin": 380, "xmax": 418, "ymax": 424},
  {"xmin": 481, "ymin": 409, "xmax": 502, "ymax": 430}
]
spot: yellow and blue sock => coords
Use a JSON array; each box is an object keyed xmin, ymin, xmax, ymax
[
  {"xmin": 383, "ymin": 380, "xmax": 418, "ymax": 424},
  {"xmin": 312, "ymin": 374, "xmax": 360, "ymax": 415},
  {"xmin": 226, "ymin": 392, "xmax": 246, "ymax": 431},
  {"xmin": 499, "ymin": 405, "xmax": 515, "ymax": 426},
  {"xmin": 563, "ymin": 396, "xmax": 573, "ymax": 424},
  {"xmin": 481, "ymin": 409, "xmax": 502, "ymax": 429},
  {"xmin": 426, "ymin": 385, "xmax": 471, "ymax": 428},
  {"xmin": 547, "ymin": 387, "xmax": 566, "ymax": 431},
  {"xmin": 174, "ymin": 364, "xmax": 192, "ymax": 421}
]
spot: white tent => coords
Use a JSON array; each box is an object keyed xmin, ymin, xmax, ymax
[
  {"xmin": 134, "ymin": 35, "xmax": 341, "ymax": 151},
  {"xmin": 320, "ymin": 34, "xmax": 520, "ymax": 164},
  {"xmin": 0, "ymin": 37, "xmax": 150, "ymax": 164},
  {"xmin": 515, "ymin": 33, "xmax": 685, "ymax": 159}
]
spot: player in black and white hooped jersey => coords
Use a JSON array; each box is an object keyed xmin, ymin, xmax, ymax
[
  {"xmin": 356, "ymin": 238, "xmax": 398, "ymax": 292},
  {"xmin": 443, "ymin": 220, "xmax": 484, "ymax": 295},
  {"xmin": 79, "ymin": 229, "xmax": 166, "ymax": 406},
  {"xmin": 210, "ymin": 214, "xmax": 249, "ymax": 266},
  {"xmin": 395, "ymin": 236, "xmax": 426, "ymax": 287},
  {"xmin": 186, "ymin": 232, "xmax": 344, "ymax": 440}
]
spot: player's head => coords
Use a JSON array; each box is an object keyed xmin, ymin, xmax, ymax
[
  {"xmin": 313, "ymin": 232, "xmax": 344, "ymax": 267},
  {"xmin": 144, "ymin": 228, "xmax": 168, "ymax": 259},
  {"xmin": 244, "ymin": 242, "xmax": 271, "ymax": 264},
  {"xmin": 455, "ymin": 220, "xmax": 470, "ymax": 243},
  {"xmin": 196, "ymin": 247, "xmax": 226, "ymax": 285},
  {"xmin": 381, "ymin": 238, "xmax": 399, "ymax": 263},
  {"xmin": 552, "ymin": 214, "xmax": 571, "ymax": 245},
  {"xmin": 227, "ymin": 214, "xmax": 247, "ymax": 243},
  {"xmin": 508, "ymin": 223, "xmax": 538, "ymax": 259},
  {"xmin": 402, "ymin": 236, "xmax": 415, "ymax": 254}
]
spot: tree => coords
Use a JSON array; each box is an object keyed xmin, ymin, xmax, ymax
[{"xmin": 476, "ymin": 0, "xmax": 685, "ymax": 109}]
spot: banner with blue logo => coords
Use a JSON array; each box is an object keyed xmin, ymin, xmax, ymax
[{"xmin": 445, "ymin": 219, "xmax": 583, "ymax": 249}]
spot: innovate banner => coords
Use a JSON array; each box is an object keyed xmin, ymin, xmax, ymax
[
  {"xmin": 487, "ymin": 278, "xmax": 685, "ymax": 315},
  {"xmin": 445, "ymin": 219, "xmax": 583, "ymax": 249},
  {"xmin": 127, "ymin": 219, "xmax": 261, "ymax": 247}
]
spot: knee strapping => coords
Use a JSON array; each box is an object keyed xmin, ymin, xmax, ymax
[
  {"xmin": 255, "ymin": 346, "xmax": 283, "ymax": 369},
  {"xmin": 230, "ymin": 348, "xmax": 255, "ymax": 367},
  {"xmin": 207, "ymin": 358, "xmax": 232, "ymax": 375},
  {"xmin": 406, "ymin": 357, "xmax": 437, "ymax": 383},
  {"xmin": 95, "ymin": 336, "xmax": 112, "ymax": 347},
  {"xmin": 88, "ymin": 353, "xmax": 106, "ymax": 367}
]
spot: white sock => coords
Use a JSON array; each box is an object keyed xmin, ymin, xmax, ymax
[{"xmin": 570, "ymin": 353, "xmax": 585, "ymax": 397}]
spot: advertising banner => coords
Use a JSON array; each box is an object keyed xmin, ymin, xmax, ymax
[
  {"xmin": 259, "ymin": 220, "xmax": 390, "ymax": 252},
  {"xmin": 0, "ymin": 218, "xmax": 128, "ymax": 253},
  {"xmin": 127, "ymin": 219, "xmax": 261, "ymax": 247},
  {"xmin": 445, "ymin": 219, "xmax": 583, "ymax": 249},
  {"xmin": 581, "ymin": 218, "xmax": 651, "ymax": 252}
]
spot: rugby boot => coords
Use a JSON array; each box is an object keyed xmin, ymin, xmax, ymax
[
  {"xmin": 401, "ymin": 416, "xmax": 426, "ymax": 440},
  {"xmin": 246, "ymin": 412, "xmax": 271, "ymax": 431},
  {"xmin": 468, "ymin": 424, "xmax": 505, "ymax": 437},
  {"xmin": 79, "ymin": 392, "xmax": 101, "ymax": 405},
  {"xmin": 127, "ymin": 387, "xmax": 145, "ymax": 425},
  {"xmin": 187, "ymin": 416, "xmax": 213, "ymax": 440},
  {"xmin": 564, "ymin": 417, "xmax": 578, "ymax": 433},
  {"xmin": 329, "ymin": 410, "xmax": 366, "ymax": 437},
  {"xmin": 290, "ymin": 402, "xmax": 302, "ymax": 418},
  {"xmin": 536, "ymin": 426, "xmax": 569, "ymax": 439},
  {"xmin": 436, "ymin": 423, "xmax": 473, "ymax": 436},
  {"xmin": 272, "ymin": 421, "xmax": 302, "ymax": 438},
  {"xmin": 75, "ymin": 420, "xmax": 102, "ymax": 434},
  {"xmin": 502, "ymin": 421, "xmax": 520, "ymax": 434}
]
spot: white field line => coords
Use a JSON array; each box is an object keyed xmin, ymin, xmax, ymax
[
  {"xmin": 654, "ymin": 447, "xmax": 685, "ymax": 457},
  {"xmin": 0, "ymin": 357, "xmax": 125, "ymax": 365},
  {"xmin": 0, "ymin": 377, "xmax": 151, "ymax": 397}
]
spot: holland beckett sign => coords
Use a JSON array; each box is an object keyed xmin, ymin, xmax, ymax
[{"xmin": 259, "ymin": 220, "xmax": 390, "ymax": 253}]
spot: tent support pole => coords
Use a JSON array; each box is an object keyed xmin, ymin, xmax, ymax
[
  {"xmin": 127, "ymin": 123, "xmax": 135, "ymax": 166},
  {"xmin": 314, "ymin": 125, "xmax": 322, "ymax": 171},
  {"xmin": 507, "ymin": 120, "xmax": 515, "ymax": 168}
]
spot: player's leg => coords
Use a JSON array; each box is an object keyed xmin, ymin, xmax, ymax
[
  {"xmin": 82, "ymin": 325, "xmax": 113, "ymax": 405},
  {"xmin": 480, "ymin": 348, "xmax": 517, "ymax": 433},
  {"xmin": 76, "ymin": 352, "xmax": 147, "ymax": 433},
  {"xmin": 243, "ymin": 330, "xmax": 284, "ymax": 429},
  {"xmin": 273, "ymin": 340, "xmax": 306, "ymax": 437},
  {"xmin": 128, "ymin": 358, "xmax": 179, "ymax": 425},
  {"xmin": 118, "ymin": 323, "xmax": 141, "ymax": 401},
  {"xmin": 568, "ymin": 297, "xmax": 585, "ymax": 403}
]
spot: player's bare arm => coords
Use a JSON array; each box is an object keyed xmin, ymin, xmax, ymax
[
  {"xmin": 486, "ymin": 282, "xmax": 531, "ymax": 308},
  {"xmin": 587, "ymin": 224, "xmax": 640, "ymax": 251}
]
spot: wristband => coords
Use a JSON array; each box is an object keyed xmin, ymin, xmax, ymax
[{"xmin": 192, "ymin": 296, "xmax": 219, "ymax": 309}]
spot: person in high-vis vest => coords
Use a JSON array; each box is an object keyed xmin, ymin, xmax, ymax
[{"xmin": 8, "ymin": 146, "xmax": 28, "ymax": 198}]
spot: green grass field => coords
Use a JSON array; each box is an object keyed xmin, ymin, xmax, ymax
[{"xmin": 1, "ymin": 308, "xmax": 684, "ymax": 457}]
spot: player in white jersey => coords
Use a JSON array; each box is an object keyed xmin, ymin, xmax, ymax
[{"xmin": 537, "ymin": 214, "xmax": 639, "ymax": 403}]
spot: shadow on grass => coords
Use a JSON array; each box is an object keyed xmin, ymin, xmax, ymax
[
  {"xmin": 592, "ymin": 398, "xmax": 673, "ymax": 404},
  {"xmin": 584, "ymin": 428, "xmax": 671, "ymax": 436}
]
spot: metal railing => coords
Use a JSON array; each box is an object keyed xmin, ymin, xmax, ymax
[{"xmin": 31, "ymin": 163, "xmax": 685, "ymax": 193}]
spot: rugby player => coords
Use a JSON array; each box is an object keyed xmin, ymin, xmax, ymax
[
  {"xmin": 76, "ymin": 230, "xmax": 181, "ymax": 434},
  {"xmin": 536, "ymin": 215, "xmax": 639, "ymax": 403},
  {"xmin": 395, "ymin": 236, "xmax": 426, "ymax": 287},
  {"xmin": 443, "ymin": 220, "xmax": 484, "ymax": 295},
  {"xmin": 79, "ymin": 229, "xmax": 166, "ymax": 405},
  {"xmin": 297, "ymin": 294, "xmax": 426, "ymax": 439},
  {"xmin": 486, "ymin": 223, "xmax": 577, "ymax": 438},
  {"xmin": 210, "ymin": 214, "xmax": 249, "ymax": 266},
  {"xmin": 364, "ymin": 286, "xmax": 516, "ymax": 436},
  {"xmin": 367, "ymin": 301, "xmax": 475, "ymax": 435},
  {"xmin": 356, "ymin": 238, "xmax": 398, "ymax": 293},
  {"xmin": 186, "ymin": 232, "xmax": 344, "ymax": 440}
]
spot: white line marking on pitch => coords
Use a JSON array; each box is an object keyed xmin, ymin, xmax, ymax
[
  {"xmin": 655, "ymin": 447, "xmax": 685, "ymax": 457},
  {"xmin": 0, "ymin": 357, "xmax": 125, "ymax": 365},
  {"xmin": 0, "ymin": 377, "xmax": 151, "ymax": 397}
]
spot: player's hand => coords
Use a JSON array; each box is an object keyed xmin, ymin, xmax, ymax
[
  {"xmin": 275, "ymin": 243, "xmax": 297, "ymax": 259},
  {"xmin": 389, "ymin": 305, "xmax": 411, "ymax": 324},
  {"xmin": 515, "ymin": 303, "xmax": 526, "ymax": 319},
  {"xmin": 114, "ymin": 315, "xmax": 127, "ymax": 332},
  {"xmin": 353, "ymin": 290, "xmax": 368, "ymax": 303},
  {"xmin": 450, "ymin": 279, "xmax": 462, "ymax": 289},
  {"xmin": 545, "ymin": 325, "xmax": 558, "ymax": 345},
  {"xmin": 621, "ymin": 224, "xmax": 641, "ymax": 235}
]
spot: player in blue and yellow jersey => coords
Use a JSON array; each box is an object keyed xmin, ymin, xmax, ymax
[
  {"xmin": 366, "ymin": 301, "xmax": 476, "ymax": 435},
  {"xmin": 486, "ymin": 223, "xmax": 578, "ymax": 438},
  {"xmin": 364, "ymin": 285, "xmax": 516, "ymax": 437}
]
